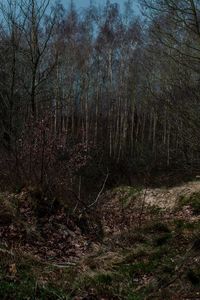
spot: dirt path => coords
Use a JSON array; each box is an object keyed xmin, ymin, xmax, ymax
[{"xmin": 140, "ymin": 181, "xmax": 200, "ymax": 209}]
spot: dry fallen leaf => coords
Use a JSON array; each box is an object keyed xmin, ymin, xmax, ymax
[{"xmin": 9, "ymin": 263, "xmax": 17, "ymax": 276}]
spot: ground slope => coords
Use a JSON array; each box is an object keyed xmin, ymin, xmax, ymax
[{"xmin": 0, "ymin": 181, "xmax": 200, "ymax": 299}]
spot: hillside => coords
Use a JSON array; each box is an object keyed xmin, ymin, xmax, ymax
[{"xmin": 0, "ymin": 181, "xmax": 200, "ymax": 299}]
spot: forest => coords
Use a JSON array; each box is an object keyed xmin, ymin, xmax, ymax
[{"xmin": 0, "ymin": 0, "xmax": 200, "ymax": 299}]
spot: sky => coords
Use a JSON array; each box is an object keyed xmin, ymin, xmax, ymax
[
  {"xmin": 64, "ymin": 0, "xmax": 129, "ymax": 8},
  {"xmin": 0, "ymin": 0, "xmax": 140, "ymax": 18},
  {"xmin": 63, "ymin": 0, "xmax": 140, "ymax": 13},
  {"xmin": 0, "ymin": 0, "xmax": 140, "ymax": 14}
]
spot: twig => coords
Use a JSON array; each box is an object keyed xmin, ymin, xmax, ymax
[
  {"xmin": 0, "ymin": 248, "xmax": 14, "ymax": 256},
  {"xmin": 66, "ymin": 189, "xmax": 88, "ymax": 210},
  {"xmin": 50, "ymin": 262, "xmax": 77, "ymax": 268},
  {"xmin": 87, "ymin": 172, "xmax": 109, "ymax": 209}
]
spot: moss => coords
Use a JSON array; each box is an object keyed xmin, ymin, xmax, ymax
[
  {"xmin": 174, "ymin": 219, "xmax": 200, "ymax": 231},
  {"xmin": 179, "ymin": 192, "xmax": 200, "ymax": 215},
  {"xmin": 114, "ymin": 186, "xmax": 142, "ymax": 207},
  {"xmin": 148, "ymin": 205, "xmax": 163, "ymax": 215}
]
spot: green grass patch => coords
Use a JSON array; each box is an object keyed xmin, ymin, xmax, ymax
[
  {"xmin": 114, "ymin": 186, "xmax": 142, "ymax": 207},
  {"xmin": 174, "ymin": 219, "xmax": 200, "ymax": 231},
  {"xmin": 179, "ymin": 192, "xmax": 200, "ymax": 214}
]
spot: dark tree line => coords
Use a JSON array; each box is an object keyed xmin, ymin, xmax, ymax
[{"xmin": 0, "ymin": 0, "xmax": 200, "ymax": 195}]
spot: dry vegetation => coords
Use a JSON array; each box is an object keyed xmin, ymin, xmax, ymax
[
  {"xmin": 0, "ymin": 0, "xmax": 200, "ymax": 299},
  {"xmin": 0, "ymin": 181, "xmax": 200, "ymax": 299}
]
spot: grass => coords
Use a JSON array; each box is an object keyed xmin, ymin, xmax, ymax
[
  {"xmin": 0, "ymin": 219, "xmax": 199, "ymax": 299},
  {"xmin": 71, "ymin": 214, "xmax": 199, "ymax": 299},
  {"xmin": 0, "ymin": 252, "xmax": 76, "ymax": 300},
  {"xmin": 178, "ymin": 192, "xmax": 200, "ymax": 214},
  {"xmin": 0, "ymin": 189, "xmax": 200, "ymax": 299},
  {"xmin": 0, "ymin": 266, "xmax": 65, "ymax": 300},
  {"xmin": 113, "ymin": 186, "xmax": 142, "ymax": 207}
]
